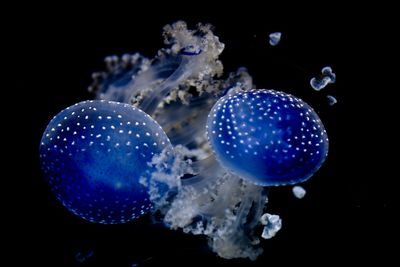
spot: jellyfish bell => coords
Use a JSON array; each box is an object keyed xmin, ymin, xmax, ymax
[
  {"xmin": 39, "ymin": 100, "xmax": 173, "ymax": 224},
  {"xmin": 206, "ymin": 89, "xmax": 329, "ymax": 186}
]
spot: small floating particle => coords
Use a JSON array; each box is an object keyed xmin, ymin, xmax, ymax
[
  {"xmin": 327, "ymin": 95, "xmax": 337, "ymax": 106},
  {"xmin": 292, "ymin": 185, "xmax": 306, "ymax": 199},
  {"xmin": 269, "ymin": 32, "xmax": 282, "ymax": 46},
  {"xmin": 310, "ymin": 66, "xmax": 336, "ymax": 91}
]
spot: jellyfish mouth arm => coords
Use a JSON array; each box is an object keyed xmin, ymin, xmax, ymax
[
  {"xmin": 154, "ymin": 67, "xmax": 254, "ymax": 147},
  {"xmin": 137, "ymin": 56, "xmax": 195, "ymax": 115},
  {"xmin": 159, "ymin": 109, "xmax": 209, "ymax": 147},
  {"xmin": 152, "ymin": 146, "xmax": 269, "ymax": 260},
  {"xmin": 90, "ymin": 21, "xmax": 225, "ymax": 113},
  {"xmin": 210, "ymin": 179, "xmax": 267, "ymax": 260},
  {"xmin": 89, "ymin": 53, "xmax": 152, "ymax": 103},
  {"xmin": 168, "ymin": 170, "xmax": 268, "ymax": 260},
  {"xmin": 135, "ymin": 26, "xmax": 226, "ymax": 115}
]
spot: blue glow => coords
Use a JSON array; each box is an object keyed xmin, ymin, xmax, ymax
[
  {"xmin": 39, "ymin": 100, "xmax": 172, "ymax": 224},
  {"xmin": 207, "ymin": 89, "xmax": 329, "ymax": 186}
]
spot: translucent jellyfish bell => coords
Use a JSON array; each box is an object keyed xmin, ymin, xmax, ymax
[
  {"xmin": 207, "ymin": 89, "xmax": 329, "ymax": 186},
  {"xmin": 39, "ymin": 100, "xmax": 172, "ymax": 224}
]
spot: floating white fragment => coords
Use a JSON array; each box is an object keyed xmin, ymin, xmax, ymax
[
  {"xmin": 322, "ymin": 66, "xmax": 336, "ymax": 83},
  {"xmin": 327, "ymin": 95, "xmax": 337, "ymax": 106},
  {"xmin": 269, "ymin": 32, "xmax": 282, "ymax": 46},
  {"xmin": 260, "ymin": 213, "xmax": 282, "ymax": 239},
  {"xmin": 310, "ymin": 66, "xmax": 336, "ymax": 91},
  {"xmin": 310, "ymin": 77, "xmax": 331, "ymax": 91},
  {"xmin": 292, "ymin": 185, "xmax": 306, "ymax": 199}
]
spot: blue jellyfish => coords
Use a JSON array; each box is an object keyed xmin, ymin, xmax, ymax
[
  {"xmin": 39, "ymin": 100, "xmax": 172, "ymax": 224},
  {"xmin": 207, "ymin": 89, "xmax": 329, "ymax": 186}
]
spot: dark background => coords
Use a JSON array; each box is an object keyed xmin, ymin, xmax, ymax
[{"xmin": 9, "ymin": 6, "xmax": 392, "ymax": 267}]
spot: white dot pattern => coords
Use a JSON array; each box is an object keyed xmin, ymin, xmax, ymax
[
  {"xmin": 39, "ymin": 100, "xmax": 172, "ymax": 224},
  {"xmin": 207, "ymin": 89, "xmax": 329, "ymax": 186}
]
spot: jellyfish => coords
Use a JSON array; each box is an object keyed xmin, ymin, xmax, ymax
[
  {"xmin": 40, "ymin": 21, "xmax": 331, "ymax": 261},
  {"xmin": 39, "ymin": 100, "xmax": 172, "ymax": 224},
  {"xmin": 206, "ymin": 89, "xmax": 329, "ymax": 186}
]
